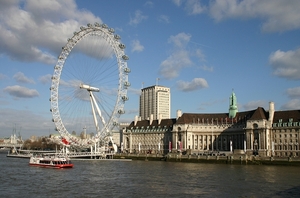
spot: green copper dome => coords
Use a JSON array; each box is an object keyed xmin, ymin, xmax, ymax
[{"xmin": 229, "ymin": 90, "xmax": 238, "ymax": 118}]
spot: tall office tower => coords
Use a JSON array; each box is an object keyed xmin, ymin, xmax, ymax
[{"xmin": 139, "ymin": 85, "xmax": 171, "ymax": 120}]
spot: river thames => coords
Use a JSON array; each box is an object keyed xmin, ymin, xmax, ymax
[{"xmin": 0, "ymin": 152, "xmax": 299, "ymax": 197}]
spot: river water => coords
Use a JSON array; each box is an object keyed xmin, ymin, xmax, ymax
[{"xmin": 0, "ymin": 152, "xmax": 299, "ymax": 198}]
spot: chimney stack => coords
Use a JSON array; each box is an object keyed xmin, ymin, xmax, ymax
[
  {"xmin": 176, "ymin": 109, "xmax": 182, "ymax": 120},
  {"xmin": 134, "ymin": 115, "xmax": 138, "ymax": 126},
  {"xmin": 269, "ymin": 101, "xmax": 275, "ymax": 124},
  {"xmin": 150, "ymin": 114, "xmax": 153, "ymax": 125}
]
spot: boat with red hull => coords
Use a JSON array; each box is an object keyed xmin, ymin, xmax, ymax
[{"xmin": 29, "ymin": 155, "xmax": 74, "ymax": 168}]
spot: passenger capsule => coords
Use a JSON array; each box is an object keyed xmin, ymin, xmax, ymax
[
  {"xmin": 122, "ymin": 96, "xmax": 129, "ymax": 101},
  {"xmin": 124, "ymin": 81, "xmax": 131, "ymax": 87},
  {"xmin": 119, "ymin": 43, "xmax": 126, "ymax": 49},
  {"xmin": 122, "ymin": 55, "xmax": 129, "ymax": 60},
  {"xmin": 124, "ymin": 67, "xmax": 131, "ymax": 73},
  {"xmin": 118, "ymin": 109, "xmax": 125, "ymax": 114},
  {"xmin": 114, "ymin": 34, "xmax": 121, "ymax": 40},
  {"xmin": 108, "ymin": 28, "xmax": 115, "ymax": 33}
]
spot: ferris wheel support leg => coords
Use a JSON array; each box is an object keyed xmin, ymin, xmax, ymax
[
  {"xmin": 89, "ymin": 93, "xmax": 99, "ymax": 133},
  {"xmin": 90, "ymin": 91, "xmax": 109, "ymax": 134}
]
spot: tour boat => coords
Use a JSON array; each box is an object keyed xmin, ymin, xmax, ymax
[{"xmin": 29, "ymin": 155, "xmax": 74, "ymax": 168}]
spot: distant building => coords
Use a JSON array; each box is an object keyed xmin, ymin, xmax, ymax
[
  {"xmin": 139, "ymin": 85, "xmax": 170, "ymax": 120},
  {"xmin": 123, "ymin": 91, "xmax": 300, "ymax": 157}
]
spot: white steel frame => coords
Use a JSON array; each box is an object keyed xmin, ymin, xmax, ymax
[{"xmin": 50, "ymin": 23, "xmax": 130, "ymax": 147}]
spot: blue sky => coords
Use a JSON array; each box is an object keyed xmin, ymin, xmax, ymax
[{"xmin": 1, "ymin": 0, "xmax": 300, "ymax": 138}]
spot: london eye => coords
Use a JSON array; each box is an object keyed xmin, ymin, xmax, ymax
[{"xmin": 50, "ymin": 22, "xmax": 130, "ymax": 148}]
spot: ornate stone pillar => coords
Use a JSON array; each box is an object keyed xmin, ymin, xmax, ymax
[
  {"xmin": 129, "ymin": 132, "xmax": 132, "ymax": 153},
  {"xmin": 173, "ymin": 131, "xmax": 178, "ymax": 151}
]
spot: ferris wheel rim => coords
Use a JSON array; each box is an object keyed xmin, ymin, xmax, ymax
[{"xmin": 50, "ymin": 22, "xmax": 130, "ymax": 147}]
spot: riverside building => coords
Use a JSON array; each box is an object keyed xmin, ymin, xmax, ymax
[{"xmin": 122, "ymin": 90, "xmax": 300, "ymax": 158}]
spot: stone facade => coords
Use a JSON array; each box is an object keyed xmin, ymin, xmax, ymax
[
  {"xmin": 122, "ymin": 89, "xmax": 300, "ymax": 157},
  {"xmin": 122, "ymin": 101, "xmax": 300, "ymax": 157},
  {"xmin": 122, "ymin": 118, "xmax": 175, "ymax": 154}
]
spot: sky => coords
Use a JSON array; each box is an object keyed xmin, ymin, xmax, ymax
[{"xmin": 1, "ymin": 0, "xmax": 300, "ymax": 139}]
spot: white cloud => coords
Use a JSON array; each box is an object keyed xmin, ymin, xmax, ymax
[
  {"xmin": 0, "ymin": 73, "xmax": 8, "ymax": 80},
  {"xmin": 144, "ymin": 1, "xmax": 154, "ymax": 8},
  {"xmin": 13, "ymin": 72, "xmax": 35, "ymax": 84},
  {"xmin": 176, "ymin": 78, "xmax": 208, "ymax": 92},
  {"xmin": 280, "ymin": 99, "xmax": 300, "ymax": 110},
  {"xmin": 269, "ymin": 48, "xmax": 300, "ymax": 80},
  {"xmin": 243, "ymin": 100, "xmax": 267, "ymax": 110},
  {"xmin": 209, "ymin": 0, "xmax": 300, "ymax": 32},
  {"xmin": 0, "ymin": 0, "xmax": 101, "ymax": 65},
  {"xmin": 158, "ymin": 15, "xmax": 170, "ymax": 23},
  {"xmin": 172, "ymin": 0, "xmax": 184, "ymax": 7},
  {"xmin": 39, "ymin": 74, "xmax": 52, "ymax": 85},
  {"xmin": 199, "ymin": 65, "xmax": 213, "ymax": 72},
  {"xmin": 159, "ymin": 50, "xmax": 192, "ymax": 79},
  {"xmin": 131, "ymin": 40, "xmax": 144, "ymax": 53},
  {"xmin": 129, "ymin": 10, "xmax": 148, "ymax": 26},
  {"xmin": 168, "ymin": 32, "xmax": 191, "ymax": 48},
  {"xmin": 159, "ymin": 33, "xmax": 193, "ymax": 79},
  {"xmin": 173, "ymin": 0, "xmax": 300, "ymax": 32},
  {"xmin": 172, "ymin": 0, "xmax": 207, "ymax": 15},
  {"xmin": 185, "ymin": 0, "xmax": 207, "ymax": 15},
  {"xmin": 286, "ymin": 87, "xmax": 300, "ymax": 98},
  {"xmin": 195, "ymin": 49, "xmax": 206, "ymax": 61},
  {"xmin": 159, "ymin": 32, "xmax": 209, "ymax": 79},
  {"xmin": 3, "ymin": 85, "xmax": 39, "ymax": 98}
]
